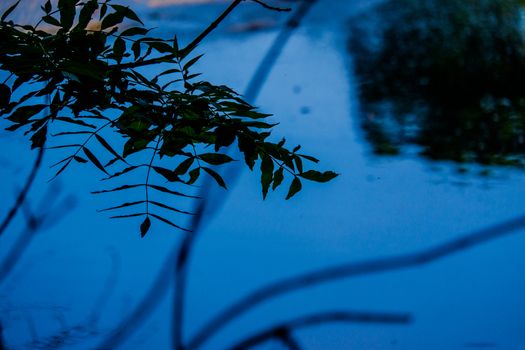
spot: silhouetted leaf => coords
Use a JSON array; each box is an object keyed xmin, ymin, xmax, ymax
[
  {"xmin": 110, "ymin": 5, "xmax": 143, "ymax": 25},
  {"xmin": 140, "ymin": 216, "xmax": 151, "ymax": 237},
  {"xmin": 148, "ymin": 184, "xmax": 200, "ymax": 198},
  {"xmin": 95, "ymin": 134, "xmax": 126, "ymax": 163},
  {"xmin": 83, "ymin": 147, "xmax": 109, "ymax": 174},
  {"xmin": 183, "ymin": 54, "xmax": 204, "ymax": 71},
  {"xmin": 76, "ymin": 0, "xmax": 98, "ymax": 30},
  {"xmin": 42, "ymin": 15, "xmax": 60, "ymax": 26},
  {"xmin": 285, "ymin": 177, "xmax": 301, "ymax": 200},
  {"xmin": 199, "ymin": 153, "xmax": 233, "ymax": 165},
  {"xmin": 174, "ymin": 157, "xmax": 194, "ymax": 175},
  {"xmin": 260, "ymin": 154, "xmax": 273, "ymax": 199},
  {"xmin": 149, "ymin": 213, "xmax": 190, "ymax": 232},
  {"xmin": 1, "ymin": 0, "xmax": 21, "ymax": 22},
  {"xmin": 43, "ymin": 0, "xmax": 52, "ymax": 14},
  {"xmin": 0, "ymin": 84, "xmax": 11, "ymax": 108},
  {"xmin": 153, "ymin": 166, "xmax": 180, "ymax": 182},
  {"xmin": 272, "ymin": 167, "xmax": 284, "ymax": 190},
  {"xmin": 298, "ymin": 154, "xmax": 319, "ymax": 163},
  {"xmin": 74, "ymin": 155, "xmax": 88, "ymax": 163},
  {"xmin": 299, "ymin": 170, "xmax": 338, "ymax": 183},
  {"xmin": 92, "ymin": 184, "xmax": 143, "ymax": 194},
  {"xmin": 55, "ymin": 117, "xmax": 96, "ymax": 129},
  {"xmin": 149, "ymin": 201, "xmax": 193, "ymax": 215},
  {"xmin": 187, "ymin": 167, "xmax": 200, "ymax": 185},
  {"xmin": 120, "ymin": 27, "xmax": 150, "ymax": 37},
  {"xmin": 58, "ymin": 0, "xmax": 76, "ymax": 31},
  {"xmin": 99, "ymin": 200, "xmax": 145, "ymax": 212},
  {"xmin": 30, "ymin": 123, "xmax": 47, "ymax": 149},
  {"xmin": 103, "ymin": 165, "xmax": 139, "ymax": 180},
  {"xmin": 202, "ymin": 167, "xmax": 226, "ymax": 189},
  {"xmin": 109, "ymin": 213, "xmax": 145, "ymax": 219}
]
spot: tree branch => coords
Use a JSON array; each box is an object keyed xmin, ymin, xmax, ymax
[
  {"xmin": 0, "ymin": 145, "xmax": 45, "ymax": 237},
  {"xmin": 227, "ymin": 310, "xmax": 411, "ymax": 350},
  {"xmin": 111, "ymin": 0, "xmax": 243, "ymax": 70},
  {"xmin": 187, "ymin": 213, "xmax": 525, "ymax": 350}
]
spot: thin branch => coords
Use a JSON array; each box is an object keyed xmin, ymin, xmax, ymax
[
  {"xmin": 0, "ymin": 145, "xmax": 45, "ymax": 237},
  {"xmin": 227, "ymin": 310, "xmax": 411, "ymax": 350},
  {"xmin": 187, "ymin": 213, "xmax": 525, "ymax": 350},
  {"xmin": 0, "ymin": 191, "xmax": 74, "ymax": 286},
  {"xmin": 92, "ymin": 245, "xmax": 176, "ymax": 350},
  {"xmin": 243, "ymin": 0, "xmax": 319, "ymax": 102},
  {"xmin": 275, "ymin": 330, "xmax": 301, "ymax": 350},
  {"xmin": 172, "ymin": 201, "xmax": 206, "ymax": 350},
  {"xmin": 111, "ymin": 0, "xmax": 243, "ymax": 70},
  {"xmin": 249, "ymin": 0, "xmax": 291, "ymax": 12},
  {"xmin": 95, "ymin": 1, "xmax": 318, "ymax": 348},
  {"xmin": 180, "ymin": 0, "xmax": 243, "ymax": 59}
]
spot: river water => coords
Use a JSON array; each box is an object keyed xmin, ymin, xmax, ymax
[{"xmin": 1, "ymin": 1, "xmax": 525, "ymax": 349}]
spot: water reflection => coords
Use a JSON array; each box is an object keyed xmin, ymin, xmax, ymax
[{"xmin": 349, "ymin": 0, "xmax": 525, "ymax": 166}]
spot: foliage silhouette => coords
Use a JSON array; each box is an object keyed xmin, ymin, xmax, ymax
[
  {"xmin": 0, "ymin": 0, "xmax": 337, "ymax": 237},
  {"xmin": 350, "ymin": 0, "xmax": 525, "ymax": 166}
]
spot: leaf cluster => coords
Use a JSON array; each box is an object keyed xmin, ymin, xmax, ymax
[{"xmin": 0, "ymin": 0, "xmax": 337, "ymax": 236}]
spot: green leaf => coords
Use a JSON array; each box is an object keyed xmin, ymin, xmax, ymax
[
  {"xmin": 285, "ymin": 177, "xmax": 302, "ymax": 200},
  {"xmin": 1, "ymin": 0, "xmax": 21, "ymax": 22},
  {"xmin": 140, "ymin": 216, "xmax": 151, "ymax": 237},
  {"xmin": 83, "ymin": 147, "xmax": 109, "ymax": 175},
  {"xmin": 260, "ymin": 154, "xmax": 273, "ymax": 199},
  {"xmin": 298, "ymin": 170, "xmax": 338, "ymax": 183},
  {"xmin": 202, "ymin": 167, "xmax": 226, "ymax": 189},
  {"xmin": 198, "ymin": 153, "xmax": 234, "ymax": 165}
]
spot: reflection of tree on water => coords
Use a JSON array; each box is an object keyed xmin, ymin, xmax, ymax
[{"xmin": 350, "ymin": 0, "xmax": 525, "ymax": 166}]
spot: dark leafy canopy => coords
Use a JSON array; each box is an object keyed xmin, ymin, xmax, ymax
[{"xmin": 0, "ymin": 0, "xmax": 337, "ymax": 236}]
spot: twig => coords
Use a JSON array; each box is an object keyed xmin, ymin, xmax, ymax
[
  {"xmin": 186, "ymin": 213, "xmax": 525, "ymax": 350},
  {"xmin": 172, "ymin": 202, "xmax": 204, "ymax": 350},
  {"xmin": 0, "ymin": 191, "xmax": 74, "ymax": 286},
  {"xmin": 249, "ymin": 0, "xmax": 291, "ymax": 12},
  {"xmin": 112, "ymin": 0, "xmax": 243, "ymax": 70},
  {"xmin": 227, "ymin": 310, "xmax": 411, "ymax": 350},
  {"xmin": 96, "ymin": 1, "xmax": 320, "ymax": 348},
  {"xmin": 243, "ymin": 0, "xmax": 319, "ymax": 102},
  {"xmin": 0, "ymin": 146, "xmax": 45, "ymax": 237}
]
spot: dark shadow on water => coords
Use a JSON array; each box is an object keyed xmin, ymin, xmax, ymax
[{"xmin": 349, "ymin": 0, "xmax": 525, "ymax": 167}]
